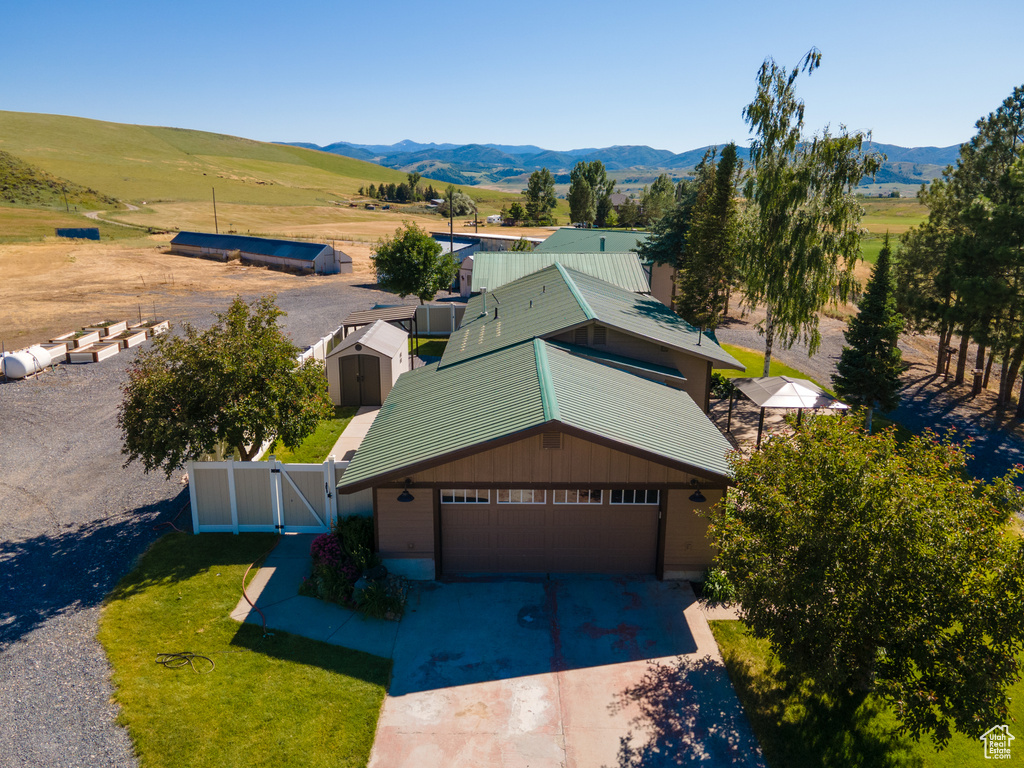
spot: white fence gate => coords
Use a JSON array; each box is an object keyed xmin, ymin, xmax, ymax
[{"xmin": 187, "ymin": 457, "xmax": 373, "ymax": 534}]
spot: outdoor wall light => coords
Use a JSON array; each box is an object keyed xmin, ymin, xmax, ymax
[
  {"xmin": 397, "ymin": 479, "xmax": 415, "ymax": 503},
  {"xmin": 689, "ymin": 479, "xmax": 706, "ymax": 504}
]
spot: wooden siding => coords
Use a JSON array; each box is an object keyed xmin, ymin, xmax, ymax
[
  {"xmin": 377, "ymin": 491, "xmax": 435, "ymax": 558},
  {"xmin": 662, "ymin": 488, "xmax": 720, "ymax": 572},
  {"xmin": 549, "ymin": 326, "xmax": 711, "ymax": 411},
  {"xmin": 408, "ymin": 432, "xmax": 703, "ymax": 487},
  {"xmin": 648, "ymin": 262, "xmax": 676, "ymax": 307}
]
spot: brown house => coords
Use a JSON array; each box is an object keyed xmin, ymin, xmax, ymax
[{"xmin": 337, "ymin": 265, "xmax": 741, "ymax": 580}]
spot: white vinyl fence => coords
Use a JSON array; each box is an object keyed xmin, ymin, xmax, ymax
[
  {"xmin": 414, "ymin": 304, "xmax": 466, "ymax": 337},
  {"xmin": 188, "ymin": 457, "xmax": 373, "ymax": 534}
]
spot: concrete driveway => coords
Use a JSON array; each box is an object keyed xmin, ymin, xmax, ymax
[{"xmin": 370, "ymin": 578, "xmax": 764, "ymax": 768}]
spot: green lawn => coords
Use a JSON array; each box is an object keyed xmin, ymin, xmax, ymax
[
  {"xmin": 410, "ymin": 336, "xmax": 449, "ymax": 358},
  {"xmin": 98, "ymin": 533, "xmax": 391, "ymax": 768},
  {"xmin": 0, "ymin": 205, "xmax": 151, "ymax": 243},
  {"xmin": 711, "ymin": 620, "xmax": 1022, "ymax": 768},
  {"xmin": 720, "ymin": 343, "xmax": 830, "ymax": 392},
  {"xmin": 263, "ymin": 406, "xmax": 357, "ymax": 463}
]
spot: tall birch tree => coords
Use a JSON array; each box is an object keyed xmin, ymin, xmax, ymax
[{"xmin": 741, "ymin": 49, "xmax": 882, "ymax": 376}]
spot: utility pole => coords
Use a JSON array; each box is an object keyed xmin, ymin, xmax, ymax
[
  {"xmin": 448, "ymin": 187, "xmax": 454, "ymax": 256},
  {"xmin": 212, "ymin": 187, "xmax": 219, "ymax": 234},
  {"xmin": 61, "ymin": 186, "xmax": 70, "ymax": 213}
]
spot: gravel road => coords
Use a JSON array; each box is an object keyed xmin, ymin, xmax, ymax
[
  {"xmin": 0, "ymin": 279, "xmax": 416, "ymax": 767},
  {"xmin": 715, "ymin": 306, "xmax": 1024, "ymax": 481}
]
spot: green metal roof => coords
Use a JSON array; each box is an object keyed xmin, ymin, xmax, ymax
[
  {"xmin": 338, "ymin": 338, "xmax": 732, "ymax": 490},
  {"xmin": 545, "ymin": 340, "xmax": 688, "ymax": 385},
  {"xmin": 472, "ymin": 252, "xmax": 650, "ymax": 293},
  {"xmin": 535, "ymin": 228, "xmax": 651, "ymax": 254},
  {"xmin": 441, "ymin": 263, "xmax": 743, "ymax": 370}
]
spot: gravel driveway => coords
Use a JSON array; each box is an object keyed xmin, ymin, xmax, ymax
[{"xmin": 0, "ymin": 279, "xmax": 416, "ymax": 767}]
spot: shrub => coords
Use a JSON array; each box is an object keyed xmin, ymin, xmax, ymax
[
  {"xmin": 710, "ymin": 372, "xmax": 735, "ymax": 399},
  {"xmin": 701, "ymin": 566, "xmax": 737, "ymax": 603},
  {"xmin": 335, "ymin": 515, "xmax": 379, "ymax": 573},
  {"xmin": 357, "ymin": 575, "xmax": 409, "ymax": 620}
]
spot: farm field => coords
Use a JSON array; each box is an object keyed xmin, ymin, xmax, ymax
[{"xmin": 103, "ymin": 200, "xmax": 556, "ymax": 245}]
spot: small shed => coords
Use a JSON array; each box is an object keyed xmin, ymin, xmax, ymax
[{"xmin": 326, "ymin": 320, "xmax": 409, "ymax": 407}]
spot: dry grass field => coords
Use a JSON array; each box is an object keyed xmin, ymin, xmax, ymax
[
  {"xmin": 104, "ymin": 201, "xmax": 556, "ymax": 244},
  {"xmin": 0, "ymin": 236, "xmax": 368, "ymax": 349}
]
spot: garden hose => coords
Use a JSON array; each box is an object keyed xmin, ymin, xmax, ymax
[{"xmin": 156, "ymin": 652, "xmax": 215, "ymax": 673}]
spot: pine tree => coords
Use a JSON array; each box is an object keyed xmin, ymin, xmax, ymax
[
  {"xmin": 677, "ymin": 143, "xmax": 741, "ymax": 330},
  {"xmin": 833, "ymin": 234, "xmax": 904, "ymax": 432}
]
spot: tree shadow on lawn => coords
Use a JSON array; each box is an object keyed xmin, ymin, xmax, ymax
[
  {"xmin": 229, "ymin": 621, "xmax": 392, "ymax": 688},
  {"xmin": 609, "ymin": 655, "xmax": 766, "ymax": 768},
  {"xmin": 720, "ymin": 653, "xmax": 923, "ymax": 768},
  {"xmin": 0, "ymin": 490, "xmax": 190, "ymax": 650}
]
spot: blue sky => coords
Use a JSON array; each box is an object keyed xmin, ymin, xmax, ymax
[{"xmin": 3, "ymin": 0, "xmax": 1021, "ymax": 152}]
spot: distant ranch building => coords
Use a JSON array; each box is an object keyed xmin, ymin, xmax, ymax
[{"xmin": 169, "ymin": 232, "xmax": 352, "ymax": 275}]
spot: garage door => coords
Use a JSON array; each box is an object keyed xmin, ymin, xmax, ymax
[{"xmin": 441, "ymin": 491, "xmax": 659, "ymax": 574}]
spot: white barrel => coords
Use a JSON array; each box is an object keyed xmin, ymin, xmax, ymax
[{"xmin": 1, "ymin": 346, "xmax": 51, "ymax": 379}]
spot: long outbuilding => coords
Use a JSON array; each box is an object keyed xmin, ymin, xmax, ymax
[{"xmin": 169, "ymin": 231, "xmax": 352, "ymax": 274}]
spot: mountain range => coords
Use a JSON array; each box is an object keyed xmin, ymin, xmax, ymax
[{"xmin": 280, "ymin": 139, "xmax": 961, "ymax": 187}]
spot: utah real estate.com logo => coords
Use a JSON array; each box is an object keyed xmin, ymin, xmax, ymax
[{"xmin": 980, "ymin": 725, "xmax": 1014, "ymax": 760}]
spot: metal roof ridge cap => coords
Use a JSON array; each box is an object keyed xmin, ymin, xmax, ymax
[
  {"xmin": 533, "ymin": 338, "xmax": 561, "ymax": 422},
  {"xmin": 554, "ymin": 262, "xmax": 595, "ymax": 320}
]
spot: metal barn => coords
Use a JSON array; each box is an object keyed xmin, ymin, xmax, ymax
[
  {"xmin": 325, "ymin": 320, "xmax": 409, "ymax": 407},
  {"xmin": 169, "ymin": 232, "xmax": 352, "ymax": 275}
]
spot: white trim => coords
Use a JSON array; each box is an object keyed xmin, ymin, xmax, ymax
[
  {"xmin": 497, "ymin": 489, "xmax": 547, "ymax": 504},
  {"xmin": 552, "ymin": 489, "xmax": 603, "ymax": 504},
  {"xmin": 610, "ymin": 489, "xmax": 660, "ymax": 505},
  {"xmin": 188, "ymin": 461, "xmax": 200, "ymax": 534},
  {"xmin": 440, "ymin": 489, "xmax": 490, "ymax": 504}
]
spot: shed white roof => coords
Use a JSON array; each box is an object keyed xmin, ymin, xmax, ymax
[{"xmin": 328, "ymin": 319, "xmax": 408, "ymax": 359}]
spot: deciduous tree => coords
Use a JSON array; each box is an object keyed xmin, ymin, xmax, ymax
[
  {"xmin": 706, "ymin": 415, "xmax": 1024, "ymax": 747},
  {"xmin": 119, "ymin": 296, "xmax": 333, "ymax": 474},
  {"xmin": 372, "ymin": 222, "xmax": 458, "ymax": 303},
  {"xmin": 741, "ymin": 49, "xmax": 882, "ymax": 376},
  {"xmin": 639, "ymin": 173, "xmax": 676, "ymax": 226},
  {"xmin": 833, "ymin": 234, "xmax": 904, "ymax": 431}
]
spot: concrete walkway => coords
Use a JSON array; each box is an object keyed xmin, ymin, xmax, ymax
[
  {"xmin": 328, "ymin": 405, "xmax": 381, "ymax": 462},
  {"xmin": 230, "ymin": 534, "xmax": 399, "ymax": 657}
]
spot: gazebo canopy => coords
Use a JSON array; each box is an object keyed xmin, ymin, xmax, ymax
[{"xmin": 731, "ymin": 376, "xmax": 848, "ymax": 410}]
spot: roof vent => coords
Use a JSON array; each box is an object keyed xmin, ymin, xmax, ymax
[
  {"xmin": 574, "ymin": 327, "xmax": 588, "ymax": 346},
  {"xmin": 593, "ymin": 325, "xmax": 607, "ymax": 345},
  {"xmin": 542, "ymin": 431, "xmax": 563, "ymax": 450}
]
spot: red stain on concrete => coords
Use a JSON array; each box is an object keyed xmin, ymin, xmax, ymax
[{"xmin": 579, "ymin": 621, "xmax": 643, "ymax": 659}]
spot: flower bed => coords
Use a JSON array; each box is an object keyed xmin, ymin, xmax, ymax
[{"xmin": 300, "ymin": 515, "xmax": 408, "ymax": 620}]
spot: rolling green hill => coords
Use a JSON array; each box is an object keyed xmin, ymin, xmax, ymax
[
  {"xmin": 0, "ymin": 149, "xmax": 120, "ymax": 210},
  {"xmin": 0, "ymin": 111, "xmax": 518, "ymax": 209}
]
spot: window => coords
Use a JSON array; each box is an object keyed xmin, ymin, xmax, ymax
[
  {"xmin": 610, "ymin": 489, "xmax": 660, "ymax": 505},
  {"xmin": 553, "ymin": 489, "xmax": 603, "ymax": 504},
  {"xmin": 441, "ymin": 489, "xmax": 490, "ymax": 504},
  {"xmin": 497, "ymin": 489, "xmax": 546, "ymax": 504}
]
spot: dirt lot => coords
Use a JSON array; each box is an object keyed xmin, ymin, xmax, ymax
[{"xmin": 0, "ymin": 236, "xmax": 386, "ymax": 349}]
